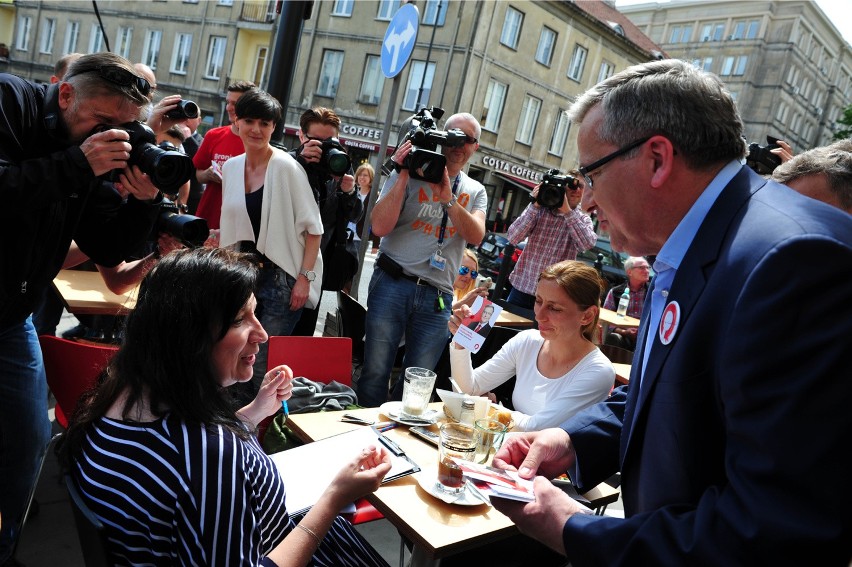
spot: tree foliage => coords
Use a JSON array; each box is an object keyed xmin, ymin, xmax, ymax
[{"xmin": 833, "ymin": 104, "xmax": 852, "ymax": 141}]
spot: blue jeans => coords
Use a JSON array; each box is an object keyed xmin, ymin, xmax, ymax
[
  {"xmin": 251, "ymin": 267, "xmax": 303, "ymax": 392},
  {"xmin": 0, "ymin": 317, "xmax": 51, "ymax": 561},
  {"xmin": 357, "ymin": 269, "xmax": 453, "ymax": 408},
  {"xmin": 507, "ymin": 287, "xmax": 536, "ymax": 310}
]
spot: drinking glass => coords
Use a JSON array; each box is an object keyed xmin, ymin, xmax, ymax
[
  {"xmin": 400, "ymin": 367, "xmax": 437, "ymax": 418},
  {"xmin": 437, "ymin": 423, "xmax": 476, "ymax": 492},
  {"xmin": 474, "ymin": 418, "xmax": 508, "ymax": 464}
]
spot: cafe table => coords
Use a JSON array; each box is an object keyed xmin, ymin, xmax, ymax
[
  {"xmin": 598, "ymin": 308, "xmax": 640, "ymax": 341},
  {"xmin": 495, "ymin": 309, "xmax": 534, "ymax": 328},
  {"xmin": 285, "ymin": 403, "xmax": 618, "ymax": 566},
  {"xmin": 52, "ymin": 269, "xmax": 138, "ymax": 316}
]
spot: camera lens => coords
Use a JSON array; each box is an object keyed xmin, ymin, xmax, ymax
[
  {"xmin": 325, "ymin": 149, "xmax": 351, "ymax": 176},
  {"xmin": 165, "ymin": 100, "xmax": 199, "ymax": 120}
]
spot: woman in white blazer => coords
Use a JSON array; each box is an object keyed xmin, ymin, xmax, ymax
[{"xmin": 218, "ymin": 89, "xmax": 324, "ymax": 401}]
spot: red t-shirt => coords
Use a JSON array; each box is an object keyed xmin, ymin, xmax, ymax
[{"xmin": 193, "ymin": 125, "xmax": 244, "ymax": 229}]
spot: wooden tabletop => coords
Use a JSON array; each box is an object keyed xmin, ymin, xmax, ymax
[
  {"xmin": 52, "ymin": 269, "xmax": 138, "ymax": 315},
  {"xmin": 495, "ymin": 310, "xmax": 534, "ymax": 328},
  {"xmin": 598, "ymin": 308, "xmax": 640, "ymax": 329},
  {"xmin": 613, "ymin": 363, "xmax": 631, "ymax": 385}
]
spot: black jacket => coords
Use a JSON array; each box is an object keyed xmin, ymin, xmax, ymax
[{"xmin": 0, "ymin": 75, "xmax": 159, "ymax": 327}]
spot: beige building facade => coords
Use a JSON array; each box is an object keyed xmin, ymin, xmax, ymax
[
  {"xmin": 622, "ymin": 0, "xmax": 852, "ymax": 151},
  {"xmin": 3, "ymin": 0, "xmax": 664, "ymax": 222}
]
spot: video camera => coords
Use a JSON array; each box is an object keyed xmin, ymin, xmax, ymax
[
  {"xmin": 99, "ymin": 121, "xmax": 195, "ymax": 195},
  {"xmin": 745, "ymin": 135, "xmax": 782, "ymax": 175},
  {"xmin": 391, "ymin": 106, "xmax": 468, "ymax": 183},
  {"xmin": 155, "ymin": 198, "xmax": 209, "ymax": 247},
  {"xmin": 298, "ymin": 136, "xmax": 352, "ymax": 177},
  {"xmin": 533, "ymin": 169, "xmax": 580, "ymax": 210}
]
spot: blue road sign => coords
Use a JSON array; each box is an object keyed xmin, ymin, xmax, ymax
[{"xmin": 381, "ymin": 4, "xmax": 419, "ymax": 79}]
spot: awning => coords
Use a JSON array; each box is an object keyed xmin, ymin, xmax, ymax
[{"xmin": 495, "ymin": 172, "xmax": 537, "ymax": 193}]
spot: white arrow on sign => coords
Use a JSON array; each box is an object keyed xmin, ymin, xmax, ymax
[{"xmin": 383, "ymin": 20, "xmax": 416, "ymax": 75}]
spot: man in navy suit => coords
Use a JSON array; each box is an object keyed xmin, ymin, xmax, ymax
[{"xmin": 490, "ymin": 59, "xmax": 852, "ymax": 565}]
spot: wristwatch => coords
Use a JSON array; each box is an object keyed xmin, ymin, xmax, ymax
[
  {"xmin": 440, "ymin": 195, "xmax": 457, "ymax": 211},
  {"xmin": 299, "ymin": 269, "xmax": 317, "ymax": 282}
]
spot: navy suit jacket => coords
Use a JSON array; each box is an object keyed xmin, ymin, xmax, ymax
[{"xmin": 560, "ymin": 166, "xmax": 852, "ymax": 565}]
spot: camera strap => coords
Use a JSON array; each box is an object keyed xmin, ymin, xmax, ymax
[{"xmin": 436, "ymin": 174, "xmax": 461, "ymax": 247}]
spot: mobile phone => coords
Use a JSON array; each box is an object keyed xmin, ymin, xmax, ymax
[
  {"xmin": 409, "ymin": 426, "xmax": 439, "ymax": 447},
  {"xmin": 475, "ymin": 275, "xmax": 492, "ymax": 289}
]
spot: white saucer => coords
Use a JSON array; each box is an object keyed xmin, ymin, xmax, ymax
[
  {"xmin": 379, "ymin": 401, "xmax": 438, "ymax": 426},
  {"xmin": 416, "ymin": 471, "xmax": 491, "ymax": 506}
]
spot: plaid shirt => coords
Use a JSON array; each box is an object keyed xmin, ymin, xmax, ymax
[
  {"xmin": 604, "ymin": 282, "xmax": 649, "ymax": 319},
  {"xmin": 507, "ymin": 204, "xmax": 597, "ymax": 295}
]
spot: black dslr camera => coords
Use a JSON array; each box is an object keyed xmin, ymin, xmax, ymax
[
  {"xmin": 100, "ymin": 121, "xmax": 195, "ymax": 195},
  {"xmin": 164, "ymin": 100, "xmax": 199, "ymax": 120},
  {"xmin": 533, "ymin": 169, "xmax": 580, "ymax": 210},
  {"xmin": 392, "ymin": 106, "xmax": 468, "ymax": 183},
  {"xmin": 155, "ymin": 198, "xmax": 209, "ymax": 247},
  {"xmin": 300, "ymin": 137, "xmax": 352, "ymax": 177},
  {"xmin": 745, "ymin": 135, "xmax": 782, "ymax": 175}
]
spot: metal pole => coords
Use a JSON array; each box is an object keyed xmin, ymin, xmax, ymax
[
  {"xmin": 351, "ymin": 74, "xmax": 402, "ymax": 300},
  {"xmin": 416, "ymin": 0, "xmax": 440, "ymax": 109},
  {"xmin": 266, "ymin": 0, "xmax": 313, "ymax": 148}
]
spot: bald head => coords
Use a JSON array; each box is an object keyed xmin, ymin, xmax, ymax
[{"xmin": 133, "ymin": 63, "xmax": 157, "ymax": 98}]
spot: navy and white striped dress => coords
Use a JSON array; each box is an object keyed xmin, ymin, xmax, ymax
[{"xmin": 73, "ymin": 414, "xmax": 389, "ymax": 566}]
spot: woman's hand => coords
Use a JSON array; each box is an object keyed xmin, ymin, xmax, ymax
[
  {"xmin": 448, "ymin": 304, "xmax": 472, "ymax": 335},
  {"xmin": 324, "ymin": 445, "xmax": 392, "ymax": 510},
  {"xmin": 459, "ymin": 286, "xmax": 488, "ymax": 308},
  {"xmin": 237, "ymin": 365, "xmax": 293, "ymax": 428},
  {"xmin": 290, "ymin": 277, "xmax": 310, "ymax": 311}
]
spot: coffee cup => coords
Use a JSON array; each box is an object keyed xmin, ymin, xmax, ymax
[
  {"xmin": 400, "ymin": 367, "xmax": 437, "ymax": 419},
  {"xmin": 437, "ymin": 422, "xmax": 476, "ymax": 492}
]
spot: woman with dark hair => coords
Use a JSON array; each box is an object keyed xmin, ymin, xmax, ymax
[
  {"xmin": 62, "ymin": 248, "xmax": 392, "ymax": 566},
  {"xmin": 447, "ymin": 260, "xmax": 615, "ymax": 431},
  {"xmin": 217, "ymin": 89, "xmax": 324, "ymax": 400}
]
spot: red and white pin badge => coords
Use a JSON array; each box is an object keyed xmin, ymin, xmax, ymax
[{"xmin": 658, "ymin": 301, "xmax": 680, "ymax": 345}]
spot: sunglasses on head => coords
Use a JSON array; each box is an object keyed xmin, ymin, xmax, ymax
[
  {"xmin": 67, "ymin": 65, "xmax": 152, "ymax": 98},
  {"xmin": 458, "ymin": 266, "xmax": 478, "ymax": 278}
]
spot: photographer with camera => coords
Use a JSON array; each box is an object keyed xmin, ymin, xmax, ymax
[
  {"xmin": 0, "ymin": 52, "xmax": 165, "ymax": 562},
  {"xmin": 505, "ymin": 169, "xmax": 597, "ymax": 310},
  {"xmin": 357, "ymin": 110, "xmax": 487, "ymax": 408},
  {"xmin": 289, "ymin": 107, "xmax": 363, "ymax": 338}
]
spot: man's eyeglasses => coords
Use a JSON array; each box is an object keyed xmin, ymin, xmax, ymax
[
  {"xmin": 462, "ymin": 136, "xmax": 478, "ymax": 145},
  {"xmin": 458, "ymin": 266, "xmax": 478, "ymax": 278},
  {"xmin": 578, "ymin": 136, "xmax": 651, "ymax": 189},
  {"xmin": 66, "ymin": 65, "xmax": 152, "ymax": 98}
]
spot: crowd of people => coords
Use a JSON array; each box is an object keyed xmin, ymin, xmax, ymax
[{"xmin": 1, "ymin": 48, "xmax": 850, "ymax": 566}]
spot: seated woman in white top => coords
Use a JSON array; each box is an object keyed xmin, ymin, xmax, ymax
[{"xmin": 447, "ymin": 260, "xmax": 614, "ymax": 431}]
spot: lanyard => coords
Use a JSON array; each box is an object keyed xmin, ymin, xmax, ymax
[{"xmin": 437, "ymin": 175, "xmax": 461, "ymax": 247}]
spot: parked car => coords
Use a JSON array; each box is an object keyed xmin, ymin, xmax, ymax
[{"xmin": 577, "ymin": 238, "xmax": 628, "ymax": 291}]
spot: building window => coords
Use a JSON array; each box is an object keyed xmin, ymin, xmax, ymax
[
  {"xmin": 733, "ymin": 56, "xmax": 747, "ymax": 76},
  {"xmin": 721, "ymin": 56, "xmax": 734, "ymax": 76},
  {"xmin": 482, "ymin": 79, "xmax": 507, "ymax": 132},
  {"xmin": 598, "ymin": 60, "xmax": 615, "ymax": 83},
  {"xmin": 701, "ymin": 22, "xmax": 724, "ymax": 41},
  {"xmin": 317, "ymin": 49, "xmax": 344, "ymax": 97},
  {"xmin": 567, "ymin": 45, "xmax": 587, "ymax": 81},
  {"xmin": 359, "ymin": 54, "xmax": 384, "ymax": 104},
  {"xmin": 731, "ymin": 21, "xmax": 745, "ymax": 40},
  {"xmin": 548, "ymin": 109, "xmax": 571, "ymax": 156},
  {"xmin": 218, "ymin": 0, "xmax": 234, "ymax": 5},
  {"xmin": 402, "ymin": 60, "xmax": 436, "ymax": 110},
  {"xmin": 423, "ymin": 0, "xmax": 448, "ymax": 26},
  {"xmin": 535, "ymin": 26, "xmax": 556, "ymax": 66},
  {"xmin": 171, "ymin": 33, "xmax": 192, "ymax": 74},
  {"xmin": 64, "ymin": 21, "xmax": 80, "ymax": 54},
  {"xmin": 15, "ymin": 16, "xmax": 32, "ymax": 51},
  {"xmin": 331, "ymin": 0, "xmax": 354, "ymax": 17},
  {"xmin": 88, "ymin": 22, "xmax": 104, "ymax": 53},
  {"xmin": 516, "ymin": 95, "xmax": 541, "ymax": 145},
  {"xmin": 142, "ymin": 30, "xmax": 162, "ymax": 70},
  {"xmin": 746, "ymin": 20, "xmax": 760, "ymax": 39},
  {"xmin": 39, "ymin": 18, "xmax": 56, "ymax": 54},
  {"xmin": 669, "ymin": 24, "xmax": 692, "ymax": 43},
  {"xmin": 776, "ymin": 103, "xmax": 789, "ymax": 123},
  {"xmin": 114, "ymin": 27, "xmax": 132, "ymax": 59},
  {"xmin": 253, "ymin": 46, "xmax": 267, "ymax": 86},
  {"xmin": 204, "ymin": 36, "xmax": 227, "ymax": 79},
  {"xmin": 500, "ymin": 6, "xmax": 523, "ymax": 50},
  {"xmin": 692, "ymin": 57, "xmax": 713, "ymax": 72},
  {"xmin": 377, "ymin": 0, "xmax": 400, "ymax": 21}
]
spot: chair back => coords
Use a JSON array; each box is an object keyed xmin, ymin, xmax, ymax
[
  {"xmin": 267, "ymin": 336, "xmax": 353, "ymax": 386},
  {"xmin": 64, "ymin": 475, "xmax": 111, "ymax": 567},
  {"xmin": 597, "ymin": 343, "xmax": 635, "ymax": 365},
  {"xmin": 337, "ymin": 291, "xmax": 367, "ymax": 363},
  {"xmin": 39, "ymin": 335, "xmax": 118, "ymax": 428}
]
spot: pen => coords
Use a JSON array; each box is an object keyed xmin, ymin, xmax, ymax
[
  {"xmin": 377, "ymin": 434, "xmax": 405, "ymax": 456},
  {"xmin": 378, "ymin": 423, "xmax": 397, "ymax": 433},
  {"xmin": 277, "ymin": 370, "xmax": 288, "ymax": 418}
]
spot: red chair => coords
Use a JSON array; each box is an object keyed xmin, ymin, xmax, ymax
[
  {"xmin": 39, "ymin": 335, "xmax": 118, "ymax": 428},
  {"xmin": 266, "ymin": 335, "xmax": 383, "ymax": 525}
]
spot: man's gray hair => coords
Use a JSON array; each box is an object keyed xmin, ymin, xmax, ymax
[
  {"xmin": 624, "ymin": 256, "xmax": 648, "ymax": 271},
  {"xmin": 568, "ymin": 59, "xmax": 746, "ymax": 170},
  {"xmin": 771, "ymin": 139, "xmax": 852, "ymax": 210},
  {"xmin": 64, "ymin": 52, "xmax": 149, "ymax": 106}
]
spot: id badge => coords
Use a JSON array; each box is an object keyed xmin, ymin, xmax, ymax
[{"xmin": 430, "ymin": 250, "xmax": 447, "ymax": 271}]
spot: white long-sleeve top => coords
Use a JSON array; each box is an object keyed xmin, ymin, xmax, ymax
[{"xmin": 449, "ymin": 330, "xmax": 614, "ymax": 431}]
